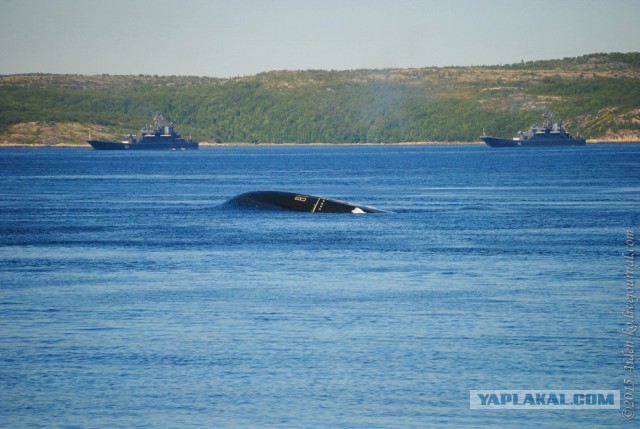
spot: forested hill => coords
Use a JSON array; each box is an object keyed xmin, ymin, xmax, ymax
[{"xmin": 1, "ymin": 52, "xmax": 640, "ymax": 145}]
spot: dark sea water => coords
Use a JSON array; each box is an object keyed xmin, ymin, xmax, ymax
[{"xmin": 1, "ymin": 144, "xmax": 639, "ymax": 428}]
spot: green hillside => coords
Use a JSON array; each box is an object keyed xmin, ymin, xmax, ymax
[{"xmin": 1, "ymin": 52, "xmax": 640, "ymax": 145}]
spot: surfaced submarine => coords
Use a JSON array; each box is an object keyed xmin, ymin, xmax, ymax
[{"xmin": 228, "ymin": 191, "xmax": 387, "ymax": 213}]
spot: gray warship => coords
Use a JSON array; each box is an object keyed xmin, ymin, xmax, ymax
[
  {"xmin": 88, "ymin": 115, "xmax": 198, "ymax": 150},
  {"xmin": 481, "ymin": 114, "xmax": 586, "ymax": 147}
]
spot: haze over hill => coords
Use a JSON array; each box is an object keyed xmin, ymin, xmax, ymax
[{"xmin": 1, "ymin": 52, "xmax": 639, "ymax": 146}]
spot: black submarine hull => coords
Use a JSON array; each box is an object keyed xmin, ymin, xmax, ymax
[{"xmin": 228, "ymin": 191, "xmax": 386, "ymax": 213}]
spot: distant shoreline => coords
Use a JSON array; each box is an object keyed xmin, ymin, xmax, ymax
[
  {"xmin": 1, "ymin": 140, "xmax": 639, "ymax": 148},
  {"xmin": 0, "ymin": 141, "xmax": 484, "ymax": 148},
  {"xmin": 199, "ymin": 141, "xmax": 485, "ymax": 147}
]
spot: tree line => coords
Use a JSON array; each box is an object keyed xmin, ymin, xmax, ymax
[{"xmin": 1, "ymin": 53, "xmax": 639, "ymax": 142}]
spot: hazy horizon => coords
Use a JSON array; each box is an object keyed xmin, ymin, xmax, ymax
[{"xmin": 2, "ymin": 50, "xmax": 639, "ymax": 79}]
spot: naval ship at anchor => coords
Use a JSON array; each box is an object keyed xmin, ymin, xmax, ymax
[
  {"xmin": 87, "ymin": 115, "xmax": 198, "ymax": 150},
  {"xmin": 481, "ymin": 113, "xmax": 586, "ymax": 147}
]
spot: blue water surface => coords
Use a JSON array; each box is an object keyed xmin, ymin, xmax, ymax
[{"xmin": 1, "ymin": 144, "xmax": 639, "ymax": 428}]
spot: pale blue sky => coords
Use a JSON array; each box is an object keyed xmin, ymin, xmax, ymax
[{"xmin": 1, "ymin": 0, "xmax": 639, "ymax": 77}]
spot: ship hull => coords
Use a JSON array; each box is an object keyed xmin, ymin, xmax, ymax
[
  {"xmin": 481, "ymin": 136, "xmax": 586, "ymax": 148},
  {"xmin": 87, "ymin": 140, "xmax": 199, "ymax": 150}
]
